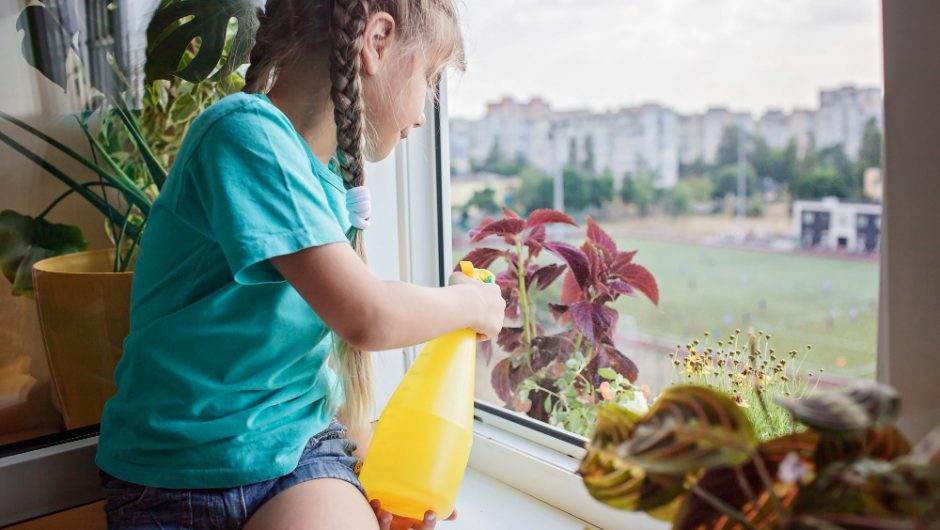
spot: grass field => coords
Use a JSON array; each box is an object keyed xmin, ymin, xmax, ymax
[{"xmin": 455, "ymin": 235, "xmax": 879, "ymax": 393}]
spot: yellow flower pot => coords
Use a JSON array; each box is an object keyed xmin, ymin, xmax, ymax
[{"xmin": 31, "ymin": 249, "xmax": 133, "ymax": 430}]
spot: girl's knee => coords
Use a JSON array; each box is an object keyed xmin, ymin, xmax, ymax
[{"xmin": 243, "ymin": 478, "xmax": 378, "ymax": 530}]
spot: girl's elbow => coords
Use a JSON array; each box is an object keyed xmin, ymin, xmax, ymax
[{"xmin": 335, "ymin": 304, "xmax": 390, "ymax": 352}]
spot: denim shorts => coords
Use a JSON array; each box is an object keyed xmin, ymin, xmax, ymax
[{"xmin": 98, "ymin": 419, "xmax": 365, "ymax": 529}]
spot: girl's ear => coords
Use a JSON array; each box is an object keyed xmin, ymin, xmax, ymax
[{"xmin": 361, "ymin": 12, "xmax": 396, "ymax": 77}]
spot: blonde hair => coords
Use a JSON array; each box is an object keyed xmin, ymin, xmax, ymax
[{"xmin": 243, "ymin": 0, "xmax": 465, "ymax": 428}]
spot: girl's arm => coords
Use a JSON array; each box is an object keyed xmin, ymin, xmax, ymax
[{"xmin": 271, "ymin": 242, "xmax": 505, "ymax": 352}]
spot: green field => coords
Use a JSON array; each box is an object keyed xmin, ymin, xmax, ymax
[
  {"xmin": 455, "ymin": 237, "xmax": 879, "ymax": 385},
  {"xmin": 610, "ymin": 239, "xmax": 879, "ymax": 379}
]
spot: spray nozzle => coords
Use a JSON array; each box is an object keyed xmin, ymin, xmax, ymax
[{"xmin": 458, "ymin": 261, "xmax": 494, "ymax": 284}]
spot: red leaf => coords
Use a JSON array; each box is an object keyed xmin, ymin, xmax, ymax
[
  {"xmin": 547, "ymin": 303, "xmax": 569, "ymax": 321},
  {"xmin": 478, "ymin": 339, "xmax": 494, "ymax": 366},
  {"xmin": 523, "ymin": 209, "xmax": 576, "ymax": 229},
  {"xmin": 467, "ymin": 215, "xmax": 495, "ymax": 240},
  {"xmin": 471, "ymin": 218, "xmax": 526, "ymax": 243},
  {"xmin": 490, "ymin": 358, "xmax": 515, "ymax": 403},
  {"xmin": 523, "ymin": 224, "xmax": 546, "ymax": 256},
  {"xmin": 619, "ymin": 263, "xmax": 659, "ymax": 305},
  {"xmin": 530, "ymin": 332, "xmax": 578, "ymax": 371},
  {"xmin": 569, "ymin": 301, "xmax": 595, "ymax": 343},
  {"xmin": 611, "ymin": 250, "xmax": 637, "ymax": 270},
  {"xmin": 609, "ymin": 278, "xmax": 635, "ymax": 296},
  {"xmin": 559, "ymin": 270, "xmax": 582, "ymax": 305},
  {"xmin": 586, "ymin": 217, "xmax": 616, "ymax": 254},
  {"xmin": 456, "ymin": 247, "xmax": 503, "ymax": 271},
  {"xmin": 543, "ymin": 242, "xmax": 590, "ymax": 289},
  {"xmin": 490, "ymin": 357, "xmax": 534, "ymax": 404},
  {"xmin": 502, "ymin": 206, "xmax": 521, "ymax": 219},
  {"xmin": 589, "ymin": 346, "xmax": 638, "ymax": 384},
  {"xmin": 496, "ymin": 327, "xmax": 525, "ymax": 355},
  {"xmin": 531, "ymin": 264, "xmax": 567, "ymax": 291}
]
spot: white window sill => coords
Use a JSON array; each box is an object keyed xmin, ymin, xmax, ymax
[
  {"xmin": 451, "ymin": 468, "xmax": 594, "ymax": 530},
  {"xmin": 467, "ymin": 420, "xmax": 669, "ymax": 530}
]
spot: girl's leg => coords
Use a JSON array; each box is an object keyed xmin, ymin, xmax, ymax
[{"xmin": 241, "ymin": 477, "xmax": 379, "ymax": 530}]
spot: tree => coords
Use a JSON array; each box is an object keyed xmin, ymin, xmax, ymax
[
  {"xmin": 716, "ymin": 125, "xmax": 744, "ymax": 167},
  {"xmin": 464, "ymin": 187, "xmax": 500, "ymax": 215},
  {"xmin": 855, "ymin": 118, "xmax": 883, "ymax": 197},
  {"xmin": 621, "ymin": 172, "xmax": 656, "ymax": 217},
  {"xmin": 791, "ymin": 167, "xmax": 850, "ymax": 199},
  {"xmin": 709, "ymin": 163, "xmax": 757, "ymax": 199},
  {"xmin": 517, "ymin": 167, "xmax": 553, "ymax": 214},
  {"xmin": 583, "ymin": 134, "xmax": 596, "ymax": 173},
  {"xmin": 818, "ymin": 145, "xmax": 855, "ymax": 196},
  {"xmin": 858, "ymin": 118, "xmax": 883, "ymax": 170}
]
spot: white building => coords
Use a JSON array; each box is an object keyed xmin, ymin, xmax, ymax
[
  {"xmin": 757, "ymin": 110, "xmax": 790, "ymax": 150},
  {"xmin": 792, "ymin": 198, "xmax": 882, "ymax": 254}
]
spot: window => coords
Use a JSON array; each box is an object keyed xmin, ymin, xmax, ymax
[{"xmin": 446, "ymin": 0, "xmax": 884, "ymax": 440}]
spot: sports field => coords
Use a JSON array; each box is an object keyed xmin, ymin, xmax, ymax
[{"xmin": 455, "ymin": 235, "xmax": 879, "ymax": 392}]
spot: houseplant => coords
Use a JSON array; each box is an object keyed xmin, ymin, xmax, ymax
[
  {"xmin": 579, "ymin": 379, "xmax": 940, "ymax": 529},
  {"xmin": 0, "ymin": 0, "xmax": 255, "ymax": 427},
  {"xmin": 459, "ymin": 208, "xmax": 658, "ymax": 435}
]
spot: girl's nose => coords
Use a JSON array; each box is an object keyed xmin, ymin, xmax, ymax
[{"xmin": 414, "ymin": 113, "xmax": 426, "ymax": 129}]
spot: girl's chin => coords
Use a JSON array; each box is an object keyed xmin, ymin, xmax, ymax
[{"xmin": 364, "ymin": 140, "xmax": 399, "ymax": 164}]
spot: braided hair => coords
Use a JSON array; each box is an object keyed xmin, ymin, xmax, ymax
[{"xmin": 243, "ymin": 0, "xmax": 465, "ymax": 428}]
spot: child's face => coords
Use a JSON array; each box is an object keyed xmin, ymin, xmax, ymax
[{"xmin": 362, "ymin": 49, "xmax": 431, "ymax": 163}]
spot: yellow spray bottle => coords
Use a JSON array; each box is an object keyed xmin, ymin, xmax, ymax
[{"xmin": 357, "ymin": 261, "xmax": 494, "ymax": 520}]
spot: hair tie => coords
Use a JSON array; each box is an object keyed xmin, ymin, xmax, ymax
[{"xmin": 346, "ymin": 185, "xmax": 371, "ymax": 230}]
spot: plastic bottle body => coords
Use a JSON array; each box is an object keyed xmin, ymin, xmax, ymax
[{"xmin": 358, "ymin": 328, "xmax": 476, "ymax": 519}]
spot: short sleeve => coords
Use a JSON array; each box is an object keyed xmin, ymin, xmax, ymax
[{"xmin": 187, "ymin": 100, "xmax": 349, "ymax": 284}]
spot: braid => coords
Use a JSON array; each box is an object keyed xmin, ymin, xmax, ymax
[
  {"xmin": 329, "ymin": 0, "xmax": 368, "ymax": 186},
  {"xmin": 330, "ymin": 0, "xmax": 373, "ymax": 428}
]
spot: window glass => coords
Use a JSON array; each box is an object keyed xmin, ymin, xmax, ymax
[{"xmin": 448, "ymin": 0, "xmax": 883, "ymax": 437}]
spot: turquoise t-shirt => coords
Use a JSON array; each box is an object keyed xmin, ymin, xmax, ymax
[{"xmin": 96, "ymin": 92, "xmax": 352, "ymax": 489}]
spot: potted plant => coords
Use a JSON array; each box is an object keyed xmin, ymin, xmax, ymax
[
  {"xmin": 0, "ymin": 1, "xmax": 255, "ymax": 428},
  {"xmin": 458, "ymin": 208, "xmax": 658, "ymax": 435},
  {"xmin": 579, "ymin": 380, "xmax": 940, "ymax": 529}
]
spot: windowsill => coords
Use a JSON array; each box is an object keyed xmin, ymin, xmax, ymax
[
  {"xmin": 451, "ymin": 468, "xmax": 596, "ymax": 529},
  {"xmin": 468, "ymin": 421, "xmax": 669, "ymax": 530}
]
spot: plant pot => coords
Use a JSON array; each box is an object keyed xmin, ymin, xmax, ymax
[{"xmin": 31, "ymin": 249, "xmax": 133, "ymax": 430}]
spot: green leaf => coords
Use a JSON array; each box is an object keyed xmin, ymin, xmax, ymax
[
  {"xmin": 579, "ymin": 403, "xmax": 686, "ymax": 515},
  {"xmin": 598, "ymin": 367, "xmax": 618, "ymax": 380},
  {"xmin": 15, "ymin": 5, "xmax": 76, "ymax": 92},
  {"xmin": 626, "ymin": 385, "xmax": 758, "ymax": 474},
  {"xmin": 145, "ymin": 0, "xmax": 259, "ymax": 83},
  {"xmin": 0, "ymin": 210, "xmax": 87, "ymax": 297},
  {"xmin": 777, "ymin": 380, "xmax": 900, "ymax": 433}
]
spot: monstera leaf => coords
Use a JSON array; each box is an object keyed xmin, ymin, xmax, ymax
[
  {"xmin": 579, "ymin": 403, "xmax": 686, "ymax": 517},
  {"xmin": 146, "ymin": 0, "xmax": 258, "ymax": 83},
  {"xmin": 15, "ymin": 5, "xmax": 77, "ymax": 92},
  {"xmin": 0, "ymin": 210, "xmax": 87, "ymax": 297}
]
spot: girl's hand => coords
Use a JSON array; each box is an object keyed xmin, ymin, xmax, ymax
[
  {"xmin": 370, "ymin": 500, "xmax": 457, "ymax": 530},
  {"xmin": 447, "ymin": 272, "xmax": 505, "ymax": 341}
]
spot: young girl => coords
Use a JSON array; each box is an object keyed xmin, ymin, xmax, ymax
[{"xmin": 95, "ymin": 1, "xmax": 505, "ymax": 528}]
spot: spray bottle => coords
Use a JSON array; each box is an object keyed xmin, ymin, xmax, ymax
[{"xmin": 357, "ymin": 261, "xmax": 494, "ymax": 520}]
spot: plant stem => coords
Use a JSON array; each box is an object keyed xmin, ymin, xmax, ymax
[
  {"xmin": 35, "ymin": 182, "xmax": 123, "ymax": 221},
  {"xmin": 690, "ymin": 484, "xmax": 758, "ymax": 530},
  {"xmin": 515, "ymin": 240, "xmax": 534, "ymax": 346},
  {"xmin": 750, "ymin": 450, "xmax": 785, "ymax": 516}
]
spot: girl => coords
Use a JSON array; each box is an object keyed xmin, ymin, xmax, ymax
[{"xmin": 95, "ymin": 1, "xmax": 505, "ymax": 529}]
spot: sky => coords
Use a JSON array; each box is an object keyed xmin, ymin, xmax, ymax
[{"xmin": 446, "ymin": 0, "xmax": 883, "ymax": 120}]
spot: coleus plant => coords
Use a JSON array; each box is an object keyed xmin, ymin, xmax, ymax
[{"xmin": 458, "ymin": 207, "xmax": 658, "ymax": 432}]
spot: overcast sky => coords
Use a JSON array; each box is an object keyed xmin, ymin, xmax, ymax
[{"xmin": 446, "ymin": 0, "xmax": 883, "ymax": 119}]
